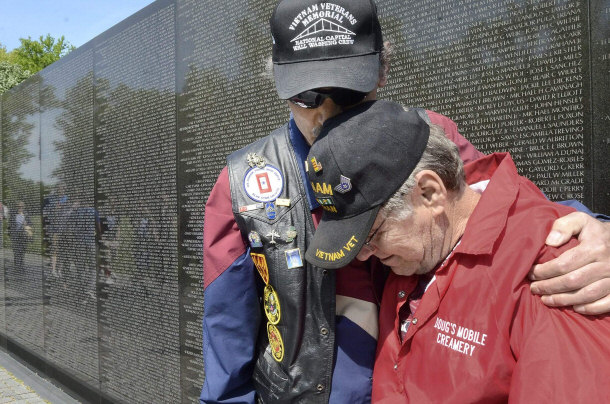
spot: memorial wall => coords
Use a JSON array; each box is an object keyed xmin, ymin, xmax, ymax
[{"xmin": 0, "ymin": 0, "xmax": 608, "ymax": 403}]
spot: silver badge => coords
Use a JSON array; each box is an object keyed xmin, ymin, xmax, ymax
[
  {"xmin": 247, "ymin": 153, "xmax": 266, "ymax": 168},
  {"xmin": 266, "ymin": 230, "xmax": 281, "ymax": 245}
]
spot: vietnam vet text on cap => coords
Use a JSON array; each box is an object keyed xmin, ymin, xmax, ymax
[
  {"xmin": 304, "ymin": 100, "xmax": 430, "ymax": 269},
  {"xmin": 270, "ymin": 0, "xmax": 383, "ymax": 99}
]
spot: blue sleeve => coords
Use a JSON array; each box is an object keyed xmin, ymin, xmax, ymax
[
  {"xmin": 556, "ymin": 200, "xmax": 610, "ymax": 221},
  {"xmin": 200, "ymin": 249, "xmax": 261, "ymax": 404}
]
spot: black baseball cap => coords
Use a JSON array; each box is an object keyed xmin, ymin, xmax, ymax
[
  {"xmin": 270, "ymin": 0, "xmax": 383, "ymax": 99},
  {"xmin": 304, "ymin": 100, "xmax": 430, "ymax": 269}
]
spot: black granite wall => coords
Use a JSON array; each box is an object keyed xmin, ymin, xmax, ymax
[{"xmin": 0, "ymin": 0, "xmax": 607, "ymax": 402}]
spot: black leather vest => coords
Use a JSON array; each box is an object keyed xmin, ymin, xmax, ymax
[{"xmin": 227, "ymin": 125, "xmax": 335, "ymax": 403}]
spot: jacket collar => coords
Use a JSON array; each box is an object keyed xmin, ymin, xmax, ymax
[{"xmin": 455, "ymin": 153, "xmax": 520, "ymax": 256}]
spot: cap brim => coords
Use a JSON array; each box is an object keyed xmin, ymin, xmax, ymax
[
  {"xmin": 305, "ymin": 206, "xmax": 381, "ymax": 269},
  {"xmin": 274, "ymin": 54, "xmax": 380, "ymax": 99}
]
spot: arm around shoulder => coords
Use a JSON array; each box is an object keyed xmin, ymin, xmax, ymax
[{"xmin": 530, "ymin": 211, "xmax": 610, "ymax": 315}]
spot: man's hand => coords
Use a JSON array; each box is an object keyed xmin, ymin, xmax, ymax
[{"xmin": 529, "ymin": 212, "xmax": 610, "ymax": 315}]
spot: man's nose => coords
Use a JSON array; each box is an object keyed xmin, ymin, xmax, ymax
[
  {"xmin": 317, "ymin": 98, "xmax": 342, "ymax": 124},
  {"xmin": 356, "ymin": 246, "xmax": 375, "ymax": 261}
]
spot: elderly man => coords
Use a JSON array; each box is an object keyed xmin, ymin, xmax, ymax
[{"xmin": 305, "ymin": 100, "xmax": 610, "ymax": 403}]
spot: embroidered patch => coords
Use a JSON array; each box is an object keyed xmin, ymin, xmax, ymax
[
  {"xmin": 334, "ymin": 175, "xmax": 352, "ymax": 194},
  {"xmin": 267, "ymin": 323, "xmax": 284, "ymax": 362},
  {"xmin": 285, "ymin": 248, "xmax": 303, "ymax": 269},
  {"xmin": 243, "ymin": 165, "xmax": 284, "ymax": 202},
  {"xmin": 250, "ymin": 253, "xmax": 269, "ymax": 284},
  {"xmin": 264, "ymin": 284, "xmax": 281, "ymax": 325},
  {"xmin": 314, "ymin": 235, "xmax": 359, "ymax": 262},
  {"xmin": 289, "ymin": 5, "xmax": 357, "ymax": 52},
  {"xmin": 311, "ymin": 182, "xmax": 333, "ymax": 195}
]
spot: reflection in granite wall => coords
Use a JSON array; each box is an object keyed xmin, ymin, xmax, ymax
[
  {"xmin": 1, "ymin": 76, "xmax": 45, "ymax": 355},
  {"xmin": 0, "ymin": 97, "xmax": 4, "ymax": 340},
  {"xmin": 40, "ymin": 48, "xmax": 99, "ymax": 388},
  {"xmin": 0, "ymin": 0, "xmax": 607, "ymax": 403},
  {"xmin": 94, "ymin": 1, "xmax": 180, "ymax": 402}
]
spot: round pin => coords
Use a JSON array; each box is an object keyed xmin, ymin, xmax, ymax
[
  {"xmin": 267, "ymin": 323, "xmax": 284, "ymax": 362},
  {"xmin": 243, "ymin": 165, "xmax": 284, "ymax": 202},
  {"xmin": 264, "ymin": 284, "xmax": 281, "ymax": 325}
]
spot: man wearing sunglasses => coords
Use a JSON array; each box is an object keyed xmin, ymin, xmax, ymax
[{"xmin": 201, "ymin": 0, "xmax": 610, "ymax": 403}]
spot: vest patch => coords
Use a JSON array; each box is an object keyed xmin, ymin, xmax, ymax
[
  {"xmin": 268, "ymin": 323, "xmax": 285, "ymax": 362},
  {"xmin": 264, "ymin": 284, "xmax": 281, "ymax": 325},
  {"xmin": 244, "ymin": 165, "xmax": 284, "ymax": 202},
  {"xmin": 251, "ymin": 253, "xmax": 270, "ymax": 284}
]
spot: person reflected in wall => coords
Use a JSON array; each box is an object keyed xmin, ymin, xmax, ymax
[
  {"xmin": 9, "ymin": 201, "xmax": 32, "ymax": 272},
  {"xmin": 201, "ymin": 0, "xmax": 610, "ymax": 402},
  {"xmin": 134, "ymin": 204, "xmax": 158, "ymax": 298},
  {"xmin": 43, "ymin": 183, "xmax": 69, "ymax": 278},
  {"xmin": 100, "ymin": 196, "xmax": 120, "ymax": 286},
  {"xmin": 68, "ymin": 196, "xmax": 101, "ymax": 301}
]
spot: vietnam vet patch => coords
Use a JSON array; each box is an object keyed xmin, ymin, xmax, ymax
[{"xmin": 243, "ymin": 165, "xmax": 284, "ymax": 202}]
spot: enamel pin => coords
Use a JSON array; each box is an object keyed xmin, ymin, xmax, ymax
[
  {"xmin": 275, "ymin": 198, "xmax": 291, "ymax": 207},
  {"xmin": 334, "ymin": 175, "xmax": 352, "ymax": 194},
  {"xmin": 310, "ymin": 157, "xmax": 323, "ymax": 172},
  {"xmin": 285, "ymin": 248, "xmax": 303, "ymax": 269},
  {"xmin": 239, "ymin": 202, "xmax": 264, "ymax": 213},
  {"xmin": 248, "ymin": 231, "xmax": 263, "ymax": 248},
  {"xmin": 265, "ymin": 202, "xmax": 277, "ymax": 220},
  {"xmin": 284, "ymin": 226, "xmax": 297, "ymax": 243}
]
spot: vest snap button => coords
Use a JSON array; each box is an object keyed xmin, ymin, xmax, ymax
[
  {"xmin": 412, "ymin": 318, "xmax": 418, "ymax": 325},
  {"xmin": 316, "ymin": 384, "xmax": 325, "ymax": 392},
  {"xmin": 320, "ymin": 327, "xmax": 329, "ymax": 336},
  {"xmin": 398, "ymin": 290, "xmax": 406, "ymax": 299}
]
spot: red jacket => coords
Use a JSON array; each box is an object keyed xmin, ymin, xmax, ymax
[{"xmin": 372, "ymin": 153, "xmax": 610, "ymax": 403}]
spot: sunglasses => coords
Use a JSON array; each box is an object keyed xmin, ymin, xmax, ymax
[{"xmin": 288, "ymin": 88, "xmax": 367, "ymax": 109}]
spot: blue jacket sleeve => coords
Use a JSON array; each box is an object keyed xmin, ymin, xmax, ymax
[
  {"xmin": 201, "ymin": 250, "xmax": 261, "ymax": 403},
  {"xmin": 556, "ymin": 200, "xmax": 610, "ymax": 221}
]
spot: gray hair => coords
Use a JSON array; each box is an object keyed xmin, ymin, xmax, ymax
[{"xmin": 380, "ymin": 123, "xmax": 465, "ymax": 220}]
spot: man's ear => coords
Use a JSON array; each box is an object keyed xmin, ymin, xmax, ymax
[
  {"xmin": 377, "ymin": 64, "xmax": 389, "ymax": 88},
  {"xmin": 413, "ymin": 170, "xmax": 447, "ymax": 215}
]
